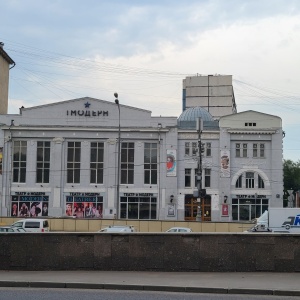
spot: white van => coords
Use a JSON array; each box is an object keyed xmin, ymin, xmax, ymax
[{"xmin": 11, "ymin": 219, "xmax": 50, "ymax": 232}]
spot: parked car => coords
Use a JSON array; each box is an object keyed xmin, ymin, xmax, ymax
[
  {"xmin": 98, "ymin": 225, "xmax": 136, "ymax": 233},
  {"xmin": 165, "ymin": 227, "xmax": 192, "ymax": 233},
  {"xmin": 11, "ymin": 219, "xmax": 50, "ymax": 232},
  {"xmin": 0, "ymin": 226, "xmax": 26, "ymax": 233}
]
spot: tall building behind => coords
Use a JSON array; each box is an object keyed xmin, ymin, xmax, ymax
[
  {"xmin": 0, "ymin": 42, "xmax": 15, "ymax": 114},
  {"xmin": 182, "ymin": 74, "xmax": 237, "ymax": 119}
]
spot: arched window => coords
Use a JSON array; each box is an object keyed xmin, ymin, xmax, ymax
[
  {"xmin": 235, "ymin": 175, "xmax": 242, "ymax": 188},
  {"xmin": 234, "ymin": 172, "xmax": 265, "ymax": 189},
  {"xmin": 258, "ymin": 175, "xmax": 265, "ymax": 189}
]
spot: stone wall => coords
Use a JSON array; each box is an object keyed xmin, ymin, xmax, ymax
[{"xmin": 1, "ymin": 232, "xmax": 300, "ymax": 272}]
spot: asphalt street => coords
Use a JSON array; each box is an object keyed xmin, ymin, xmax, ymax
[{"xmin": 0, "ymin": 271, "xmax": 299, "ymax": 297}]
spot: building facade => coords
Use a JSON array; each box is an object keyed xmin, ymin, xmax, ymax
[{"xmin": 0, "ymin": 97, "xmax": 284, "ymax": 221}]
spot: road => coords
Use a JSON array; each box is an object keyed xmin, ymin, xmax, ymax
[{"xmin": 0, "ymin": 288, "xmax": 299, "ymax": 300}]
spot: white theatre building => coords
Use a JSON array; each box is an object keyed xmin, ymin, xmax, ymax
[{"xmin": 0, "ymin": 46, "xmax": 284, "ymax": 222}]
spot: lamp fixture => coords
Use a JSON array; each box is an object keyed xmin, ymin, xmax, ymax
[
  {"xmin": 224, "ymin": 195, "xmax": 228, "ymax": 203},
  {"xmin": 170, "ymin": 195, "xmax": 174, "ymax": 203}
]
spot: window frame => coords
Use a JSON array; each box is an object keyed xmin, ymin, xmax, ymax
[
  {"xmin": 13, "ymin": 141, "xmax": 27, "ymax": 183},
  {"xmin": 144, "ymin": 143, "xmax": 157, "ymax": 185},
  {"xmin": 67, "ymin": 141, "xmax": 81, "ymax": 184},
  {"xmin": 90, "ymin": 142, "xmax": 104, "ymax": 184},
  {"xmin": 36, "ymin": 141, "xmax": 51, "ymax": 184},
  {"xmin": 121, "ymin": 142, "xmax": 135, "ymax": 184}
]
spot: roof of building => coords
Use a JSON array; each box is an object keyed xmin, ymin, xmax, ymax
[
  {"xmin": 0, "ymin": 45, "xmax": 15, "ymax": 65},
  {"xmin": 177, "ymin": 107, "xmax": 218, "ymax": 129}
]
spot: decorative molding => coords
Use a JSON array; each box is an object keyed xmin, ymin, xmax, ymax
[
  {"xmin": 107, "ymin": 139, "xmax": 117, "ymax": 145},
  {"xmin": 53, "ymin": 137, "xmax": 64, "ymax": 144}
]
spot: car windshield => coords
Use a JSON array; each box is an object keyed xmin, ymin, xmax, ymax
[{"xmin": 167, "ymin": 229, "xmax": 177, "ymax": 232}]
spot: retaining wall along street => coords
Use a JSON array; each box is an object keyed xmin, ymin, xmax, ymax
[{"xmin": 1, "ymin": 232, "xmax": 300, "ymax": 272}]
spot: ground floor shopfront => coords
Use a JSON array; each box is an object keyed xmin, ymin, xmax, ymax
[{"xmin": 8, "ymin": 190, "xmax": 270, "ymax": 222}]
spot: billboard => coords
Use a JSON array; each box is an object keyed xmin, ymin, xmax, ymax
[
  {"xmin": 220, "ymin": 149, "xmax": 230, "ymax": 178},
  {"xmin": 166, "ymin": 149, "xmax": 176, "ymax": 177}
]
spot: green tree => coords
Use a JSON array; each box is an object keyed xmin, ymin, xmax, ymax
[{"xmin": 283, "ymin": 159, "xmax": 300, "ymax": 206}]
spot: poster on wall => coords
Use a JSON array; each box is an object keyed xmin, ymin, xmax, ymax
[
  {"xmin": 167, "ymin": 203, "xmax": 176, "ymax": 217},
  {"xmin": 0, "ymin": 147, "xmax": 2, "ymax": 175},
  {"xmin": 66, "ymin": 195, "xmax": 103, "ymax": 218},
  {"xmin": 166, "ymin": 149, "xmax": 177, "ymax": 177},
  {"xmin": 220, "ymin": 149, "xmax": 230, "ymax": 178},
  {"xmin": 222, "ymin": 204, "xmax": 229, "ymax": 216},
  {"xmin": 11, "ymin": 194, "xmax": 49, "ymax": 217}
]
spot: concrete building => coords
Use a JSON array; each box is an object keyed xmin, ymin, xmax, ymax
[
  {"xmin": 182, "ymin": 75, "xmax": 237, "ymax": 119},
  {"xmin": 0, "ymin": 97, "xmax": 283, "ymax": 222}
]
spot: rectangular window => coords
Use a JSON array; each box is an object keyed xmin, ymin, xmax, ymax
[
  {"xmin": 67, "ymin": 142, "xmax": 81, "ymax": 184},
  {"xmin": 144, "ymin": 143, "xmax": 157, "ymax": 184},
  {"xmin": 253, "ymin": 143, "xmax": 258, "ymax": 158},
  {"xmin": 192, "ymin": 142, "xmax": 197, "ymax": 156},
  {"xmin": 13, "ymin": 141, "xmax": 27, "ymax": 183},
  {"xmin": 185, "ymin": 142, "xmax": 190, "ymax": 156},
  {"xmin": 204, "ymin": 169, "xmax": 211, "ymax": 187},
  {"xmin": 253, "ymin": 143, "xmax": 264, "ymax": 158},
  {"xmin": 260, "ymin": 144, "xmax": 265, "ymax": 157},
  {"xmin": 185, "ymin": 169, "xmax": 191, "ymax": 187},
  {"xmin": 243, "ymin": 143, "xmax": 248, "ymax": 157},
  {"xmin": 206, "ymin": 143, "xmax": 211, "ymax": 157},
  {"xmin": 236, "ymin": 143, "xmax": 240, "ymax": 157},
  {"xmin": 121, "ymin": 142, "xmax": 134, "ymax": 184},
  {"xmin": 246, "ymin": 172, "xmax": 254, "ymax": 188},
  {"xmin": 90, "ymin": 142, "xmax": 104, "ymax": 184},
  {"xmin": 36, "ymin": 141, "xmax": 50, "ymax": 183},
  {"xmin": 120, "ymin": 196, "xmax": 157, "ymax": 219}
]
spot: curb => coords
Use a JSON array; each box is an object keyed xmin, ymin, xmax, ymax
[{"xmin": 0, "ymin": 281, "xmax": 299, "ymax": 296}]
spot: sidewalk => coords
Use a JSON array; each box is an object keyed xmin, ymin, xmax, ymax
[{"xmin": 0, "ymin": 271, "xmax": 299, "ymax": 296}]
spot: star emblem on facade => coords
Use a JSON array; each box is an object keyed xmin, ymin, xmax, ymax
[{"xmin": 84, "ymin": 101, "xmax": 91, "ymax": 108}]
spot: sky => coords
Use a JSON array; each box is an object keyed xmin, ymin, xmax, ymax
[{"xmin": 1, "ymin": 0, "xmax": 300, "ymax": 161}]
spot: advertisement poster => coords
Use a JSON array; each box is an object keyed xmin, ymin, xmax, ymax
[
  {"xmin": 166, "ymin": 149, "xmax": 177, "ymax": 177},
  {"xmin": 167, "ymin": 203, "xmax": 176, "ymax": 217},
  {"xmin": 11, "ymin": 194, "xmax": 49, "ymax": 217},
  {"xmin": 220, "ymin": 149, "xmax": 230, "ymax": 178},
  {"xmin": 222, "ymin": 204, "xmax": 229, "ymax": 216},
  {"xmin": 0, "ymin": 147, "xmax": 2, "ymax": 175},
  {"xmin": 66, "ymin": 195, "xmax": 103, "ymax": 218}
]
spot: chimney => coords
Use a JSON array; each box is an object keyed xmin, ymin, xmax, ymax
[{"xmin": 0, "ymin": 42, "xmax": 15, "ymax": 114}]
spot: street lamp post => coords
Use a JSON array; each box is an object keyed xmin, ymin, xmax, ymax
[
  {"xmin": 114, "ymin": 93, "xmax": 121, "ymax": 219},
  {"xmin": 196, "ymin": 117, "xmax": 203, "ymax": 222}
]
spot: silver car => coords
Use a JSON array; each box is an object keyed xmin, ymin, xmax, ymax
[
  {"xmin": 98, "ymin": 225, "xmax": 136, "ymax": 233},
  {"xmin": 165, "ymin": 227, "xmax": 192, "ymax": 233}
]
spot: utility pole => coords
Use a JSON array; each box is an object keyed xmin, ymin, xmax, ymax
[{"xmin": 196, "ymin": 117, "xmax": 203, "ymax": 221}]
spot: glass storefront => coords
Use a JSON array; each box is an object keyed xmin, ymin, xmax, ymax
[
  {"xmin": 120, "ymin": 194, "xmax": 157, "ymax": 219},
  {"xmin": 66, "ymin": 194, "xmax": 103, "ymax": 218},
  {"xmin": 232, "ymin": 197, "xmax": 269, "ymax": 221},
  {"xmin": 11, "ymin": 194, "xmax": 49, "ymax": 217}
]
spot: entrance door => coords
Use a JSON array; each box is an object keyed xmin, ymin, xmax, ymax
[
  {"xmin": 184, "ymin": 197, "xmax": 198, "ymax": 220},
  {"xmin": 202, "ymin": 197, "xmax": 211, "ymax": 221},
  {"xmin": 185, "ymin": 196, "xmax": 211, "ymax": 221}
]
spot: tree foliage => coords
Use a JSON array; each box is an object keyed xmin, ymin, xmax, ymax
[{"xmin": 283, "ymin": 159, "xmax": 300, "ymax": 198}]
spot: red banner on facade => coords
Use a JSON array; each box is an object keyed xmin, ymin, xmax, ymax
[{"xmin": 222, "ymin": 204, "xmax": 229, "ymax": 216}]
